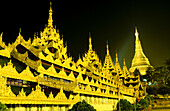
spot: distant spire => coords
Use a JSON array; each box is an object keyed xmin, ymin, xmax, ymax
[
  {"xmin": 135, "ymin": 27, "xmax": 142, "ymax": 52},
  {"xmin": 19, "ymin": 28, "xmax": 21, "ymax": 36},
  {"xmin": 0, "ymin": 32, "xmax": 3, "ymax": 37},
  {"xmin": 106, "ymin": 41, "xmax": 109, "ymax": 55},
  {"xmin": 89, "ymin": 32, "xmax": 92, "ymax": 50},
  {"xmin": 116, "ymin": 50, "xmax": 118, "ymax": 62},
  {"xmin": 0, "ymin": 32, "xmax": 3, "ymax": 43},
  {"xmin": 123, "ymin": 58, "xmax": 126, "ymax": 66},
  {"xmin": 135, "ymin": 27, "xmax": 139, "ymax": 39},
  {"xmin": 48, "ymin": 2, "xmax": 53, "ymax": 27}
]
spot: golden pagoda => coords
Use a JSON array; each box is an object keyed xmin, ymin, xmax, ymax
[
  {"xmin": 130, "ymin": 28, "xmax": 152, "ymax": 75},
  {"xmin": 0, "ymin": 2, "xmax": 148, "ymax": 111},
  {"xmin": 102, "ymin": 42, "xmax": 116, "ymax": 78}
]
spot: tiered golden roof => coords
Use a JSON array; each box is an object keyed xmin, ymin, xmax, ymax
[{"xmin": 0, "ymin": 2, "xmax": 148, "ymax": 110}]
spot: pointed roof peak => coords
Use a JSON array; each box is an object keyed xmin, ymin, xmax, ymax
[
  {"xmin": 116, "ymin": 50, "xmax": 118, "ymax": 62},
  {"xmin": 89, "ymin": 32, "xmax": 92, "ymax": 50},
  {"xmin": 106, "ymin": 41, "xmax": 109, "ymax": 55},
  {"xmin": 135, "ymin": 27, "xmax": 139, "ymax": 39},
  {"xmin": 0, "ymin": 32, "xmax": 3, "ymax": 37},
  {"xmin": 48, "ymin": 2, "xmax": 53, "ymax": 27},
  {"xmin": 130, "ymin": 28, "xmax": 152, "ymax": 75},
  {"xmin": 123, "ymin": 58, "xmax": 126, "ymax": 66},
  {"xmin": 19, "ymin": 28, "xmax": 22, "ymax": 36},
  {"xmin": 50, "ymin": 2, "xmax": 52, "ymax": 10}
]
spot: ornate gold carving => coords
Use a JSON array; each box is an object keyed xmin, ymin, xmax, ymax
[
  {"xmin": 28, "ymin": 84, "xmax": 47, "ymax": 99},
  {"xmin": 20, "ymin": 66, "xmax": 34, "ymax": 78},
  {"xmin": 48, "ymin": 91, "xmax": 54, "ymax": 99},
  {"xmin": 38, "ymin": 77, "xmax": 77, "ymax": 91},
  {"xmin": 0, "ymin": 60, "xmax": 19, "ymax": 76},
  {"xmin": 55, "ymin": 87, "xmax": 67, "ymax": 100},
  {"xmin": 68, "ymin": 71, "xmax": 75, "ymax": 81},
  {"xmin": 17, "ymin": 88, "xmax": 26, "ymax": 97}
]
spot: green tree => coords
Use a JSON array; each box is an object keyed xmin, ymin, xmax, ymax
[
  {"xmin": 165, "ymin": 58, "xmax": 170, "ymax": 69},
  {"xmin": 117, "ymin": 99, "xmax": 133, "ymax": 111},
  {"xmin": 68, "ymin": 100, "xmax": 96, "ymax": 111},
  {"xmin": 145, "ymin": 67, "xmax": 155, "ymax": 84},
  {"xmin": 138, "ymin": 99, "xmax": 149, "ymax": 108},
  {"xmin": 157, "ymin": 84, "xmax": 170, "ymax": 96},
  {"xmin": 154, "ymin": 66, "xmax": 169, "ymax": 85},
  {"xmin": 0, "ymin": 102, "xmax": 7, "ymax": 111},
  {"xmin": 146, "ymin": 85, "xmax": 158, "ymax": 95}
]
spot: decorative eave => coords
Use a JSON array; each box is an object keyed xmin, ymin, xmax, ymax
[{"xmin": 0, "ymin": 60, "xmax": 36, "ymax": 82}]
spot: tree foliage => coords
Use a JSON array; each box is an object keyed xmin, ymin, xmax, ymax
[
  {"xmin": 144, "ymin": 67, "xmax": 155, "ymax": 84},
  {"xmin": 145, "ymin": 59, "xmax": 170, "ymax": 96},
  {"xmin": 68, "ymin": 100, "xmax": 96, "ymax": 111},
  {"xmin": 146, "ymin": 85, "xmax": 158, "ymax": 95},
  {"xmin": 117, "ymin": 99, "xmax": 133, "ymax": 111},
  {"xmin": 0, "ymin": 102, "xmax": 7, "ymax": 111},
  {"xmin": 157, "ymin": 84, "xmax": 170, "ymax": 96},
  {"xmin": 154, "ymin": 66, "xmax": 169, "ymax": 85}
]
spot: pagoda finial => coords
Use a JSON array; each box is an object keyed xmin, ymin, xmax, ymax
[
  {"xmin": 116, "ymin": 50, "xmax": 118, "ymax": 62},
  {"xmin": 19, "ymin": 28, "xmax": 21, "ymax": 36},
  {"xmin": 48, "ymin": 2, "xmax": 53, "ymax": 27},
  {"xmin": 89, "ymin": 32, "xmax": 92, "ymax": 50},
  {"xmin": 123, "ymin": 58, "xmax": 126, "ymax": 66},
  {"xmin": 0, "ymin": 32, "xmax": 3, "ymax": 37},
  {"xmin": 135, "ymin": 27, "xmax": 139, "ymax": 39},
  {"xmin": 106, "ymin": 41, "xmax": 109, "ymax": 55}
]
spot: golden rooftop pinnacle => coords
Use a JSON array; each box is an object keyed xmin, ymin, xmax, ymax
[
  {"xmin": 89, "ymin": 32, "xmax": 92, "ymax": 51},
  {"xmin": 48, "ymin": 2, "xmax": 53, "ymax": 27},
  {"xmin": 106, "ymin": 41, "xmax": 109, "ymax": 55},
  {"xmin": 130, "ymin": 27, "xmax": 152, "ymax": 75}
]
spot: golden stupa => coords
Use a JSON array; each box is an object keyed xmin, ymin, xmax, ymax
[{"xmin": 130, "ymin": 28, "xmax": 152, "ymax": 75}]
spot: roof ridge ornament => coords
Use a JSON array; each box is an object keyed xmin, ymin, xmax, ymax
[
  {"xmin": 48, "ymin": 2, "xmax": 53, "ymax": 27},
  {"xmin": 116, "ymin": 50, "xmax": 118, "ymax": 62},
  {"xmin": 89, "ymin": 32, "xmax": 92, "ymax": 51},
  {"xmin": 19, "ymin": 28, "xmax": 21, "ymax": 36},
  {"xmin": 135, "ymin": 27, "xmax": 139, "ymax": 39},
  {"xmin": 106, "ymin": 41, "xmax": 109, "ymax": 55}
]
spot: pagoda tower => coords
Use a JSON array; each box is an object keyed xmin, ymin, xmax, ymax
[
  {"xmin": 115, "ymin": 51, "xmax": 122, "ymax": 75},
  {"xmin": 130, "ymin": 28, "xmax": 152, "ymax": 75},
  {"xmin": 122, "ymin": 59, "xmax": 130, "ymax": 78},
  {"xmin": 102, "ymin": 42, "xmax": 116, "ymax": 77}
]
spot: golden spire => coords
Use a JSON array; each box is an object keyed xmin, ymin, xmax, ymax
[
  {"xmin": 0, "ymin": 32, "xmax": 3, "ymax": 37},
  {"xmin": 115, "ymin": 50, "xmax": 122, "ymax": 74},
  {"xmin": 135, "ymin": 27, "xmax": 139, "ymax": 39},
  {"xmin": 106, "ymin": 41, "xmax": 109, "ymax": 55},
  {"xmin": 123, "ymin": 58, "xmax": 126, "ymax": 66},
  {"xmin": 19, "ymin": 28, "xmax": 21, "ymax": 36},
  {"xmin": 135, "ymin": 27, "xmax": 143, "ymax": 52},
  {"xmin": 130, "ymin": 27, "xmax": 152, "ymax": 75},
  {"xmin": 89, "ymin": 32, "xmax": 92, "ymax": 50},
  {"xmin": 116, "ymin": 50, "xmax": 118, "ymax": 62},
  {"xmin": 48, "ymin": 2, "xmax": 53, "ymax": 27}
]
